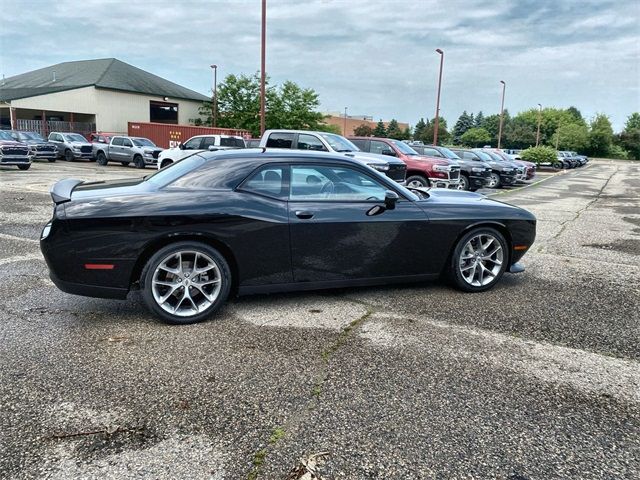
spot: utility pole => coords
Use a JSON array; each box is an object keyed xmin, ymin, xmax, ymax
[
  {"xmin": 343, "ymin": 107, "xmax": 348, "ymax": 135},
  {"xmin": 535, "ymin": 103, "xmax": 542, "ymax": 147},
  {"xmin": 497, "ymin": 80, "xmax": 506, "ymax": 149},
  {"xmin": 210, "ymin": 64, "xmax": 217, "ymax": 127},
  {"xmin": 260, "ymin": 0, "xmax": 267, "ymax": 136},
  {"xmin": 433, "ymin": 48, "xmax": 444, "ymax": 145}
]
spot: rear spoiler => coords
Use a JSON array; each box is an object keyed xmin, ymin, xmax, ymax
[{"xmin": 50, "ymin": 178, "xmax": 83, "ymax": 204}]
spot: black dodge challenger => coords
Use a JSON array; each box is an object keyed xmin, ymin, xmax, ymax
[{"xmin": 41, "ymin": 149, "xmax": 536, "ymax": 324}]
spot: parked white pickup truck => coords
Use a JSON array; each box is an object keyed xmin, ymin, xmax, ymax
[
  {"xmin": 94, "ymin": 136, "xmax": 163, "ymax": 168},
  {"xmin": 157, "ymin": 135, "xmax": 246, "ymax": 169}
]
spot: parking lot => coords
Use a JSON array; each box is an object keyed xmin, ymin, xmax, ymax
[{"xmin": 0, "ymin": 159, "xmax": 638, "ymax": 479}]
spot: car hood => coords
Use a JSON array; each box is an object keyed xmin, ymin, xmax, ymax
[
  {"xmin": 415, "ymin": 187, "xmax": 534, "ymax": 216},
  {"xmin": 0, "ymin": 140, "xmax": 26, "ymax": 146},
  {"xmin": 70, "ymin": 177, "xmax": 150, "ymax": 200},
  {"xmin": 343, "ymin": 151, "xmax": 405, "ymax": 165}
]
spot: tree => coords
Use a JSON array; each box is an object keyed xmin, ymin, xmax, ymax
[
  {"xmin": 618, "ymin": 112, "xmax": 640, "ymax": 159},
  {"xmin": 414, "ymin": 118, "xmax": 427, "ymax": 139},
  {"xmin": 551, "ymin": 123, "xmax": 589, "ymax": 151},
  {"xmin": 521, "ymin": 146, "xmax": 557, "ymax": 166},
  {"xmin": 353, "ymin": 123, "xmax": 373, "ymax": 137},
  {"xmin": 504, "ymin": 117, "xmax": 537, "ymax": 149},
  {"xmin": 474, "ymin": 111, "xmax": 485, "ymax": 128},
  {"xmin": 588, "ymin": 113, "xmax": 614, "ymax": 156},
  {"xmin": 386, "ymin": 119, "xmax": 402, "ymax": 139},
  {"xmin": 373, "ymin": 120, "xmax": 387, "ymax": 137},
  {"xmin": 400, "ymin": 126, "xmax": 412, "ymax": 141},
  {"xmin": 452, "ymin": 111, "xmax": 474, "ymax": 144},
  {"xmin": 566, "ymin": 106, "xmax": 586, "ymax": 125},
  {"xmin": 460, "ymin": 127, "xmax": 491, "ymax": 147},
  {"xmin": 420, "ymin": 117, "xmax": 449, "ymax": 145},
  {"xmin": 196, "ymin": 72, "xmax": 326, "ymax": 137},
  {"xmin": 481, "ymin": 114, "xmax": 501, "ymax": 145}
]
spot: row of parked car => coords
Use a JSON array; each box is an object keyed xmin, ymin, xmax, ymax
[{"xmin": 0, "ymin": 129, "xmax": 587, "ymax": 192}]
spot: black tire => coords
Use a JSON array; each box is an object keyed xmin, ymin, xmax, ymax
[
  {"xmin": 553, "ymin": 161, "xmax": 563, "ymax": 169},
  {"xmin": 140, "ymin": 241, "xmax": 232, "ymax": 325},
  {"xmin": 406, "ymin": 175, "xmax": 430, "ymax": 188},
  {"xmin": 447, "ymin": 227, "xmax": 508, "ymax": 293},
  {"xmin": 48, "ymin": 158, "xmax": 56, "ymax": 163},
  {"xmin": 487, "ymin": 172, "xmax": 501, "ymax": 188},
  {"xmin": 64, "ymin": 149, "xmax": 74, "ymax": 162},
  {"xmin": 459, "ymin": 174, "xmax": 470, "ymax": 191},
  {"xmin": 18, "ymin": 164, "xmax": 31, "ymax": 170},
  {"xmin": 134, "ymin": 155, "xmax": 145, "ymax": 169},
  {"xmin": 96, "ymin": 152, "xmax": 108, "ymax": 166},
  {"xmin": 160, "ymin": 159, "xmax": 173, "ymax": 169},
  {"xmin": 121, "ymin": 161, "xmax": 129, "ymax": 167}
]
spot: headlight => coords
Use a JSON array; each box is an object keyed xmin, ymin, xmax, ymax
[
  {"xmin": 41, "ymin": 223, "xmax": 52, "ymax": 240},
  {"xmin": 434, "ymin": 164, "xmax": 451, "ymax": 172},
  {"xmin": 368, "ymin": 163, "xmax": 389, "ymax": 172},
  {"xmin": 471, "ymin": 167, "xmax": 484, "ymax": 173},
  {"xmin": 503, "ymin": 168, "xmax": 514, "ymax": 172},
  {"xmin": 143, "ymin": 150, "xmax": 153, "ymax": 157},
  {"xmin": 72, "ymin": 145, "xmax": 81, "ymax": 151}
]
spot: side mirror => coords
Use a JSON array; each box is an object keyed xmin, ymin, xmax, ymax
[
  {"xmin": 381, "ymin": 149, "xmax": 397, "ymax": 157},
  {"xmin": 179, "ymin": 143, "xmax": 185, "ymax": 150},
  {"xmin": 384, "ymin": 190, "xmax": 399, "ymax": 210},
  {"xmin": 208, "ymin": 145, "xmax": 216, "ymax": 151}
]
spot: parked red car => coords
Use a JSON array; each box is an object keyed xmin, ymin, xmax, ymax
[{"xmin": 348, "ymin": 137, "xmax": 461, "ymax": 188}]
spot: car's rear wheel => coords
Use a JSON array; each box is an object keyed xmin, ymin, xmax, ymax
[
  {"xmin": 448, "ymin": 227, "xmax": 507, "ymax": 292},
  {"xmin": 96, "ymin": 152, "xmax": 108, "ymax": 166},
  {"xmin": 458, "ymin": 174, "xmax": 469, "ymax": 191},
  {"xmin": 134, "ymin": 155, "xmax": 145, "ymax": 169},
  {"xmin": 406, "ymin": 175, "xmax": 429, "ymax": 188},
  {"xmin": 141, "ymin": 242, "xmax": 231, "ymax": 325},
  {"xmin": 487, "ymin": 172, "xmax": 501, "ymax": 188},
  {"xmin": 64, "ymin": 149, "xmax": 74, "ymax": 162},
  {"xmin": 18, "ymin": 164, "xmax": 31, "ymax": 170}
]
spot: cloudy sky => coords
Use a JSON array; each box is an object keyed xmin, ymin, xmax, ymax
[{"xmin": 1, "ymin": 0, "xmax": 638, "ymax": 130}]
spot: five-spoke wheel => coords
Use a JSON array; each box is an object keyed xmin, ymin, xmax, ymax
[{"xmin": 141, "ymin": 242, "xmax": 231, "ymax": 324}]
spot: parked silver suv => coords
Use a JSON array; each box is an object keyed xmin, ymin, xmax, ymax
[{"xmin": 48, "ymin": 132, "xmax": 93, "ymax": 161}]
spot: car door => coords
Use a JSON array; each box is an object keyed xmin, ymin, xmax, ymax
[
  {"xmin": 121, "ymin": 137, "xmax": 134, "ymax": 162},
  {"xmin": 110, "ymin": 137, "xmax": 124, "ymax": 161},
  {"xmin": 287, "ymin": 163, "xmax": 435, "ymax": 282}
]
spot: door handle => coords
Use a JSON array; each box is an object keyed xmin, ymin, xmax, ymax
[{"xmin": 295, "ymin": 211, "xmax": 314, "ymax": 219}]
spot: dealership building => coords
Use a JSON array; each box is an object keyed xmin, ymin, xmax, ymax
[{"xmin": 0, "ymin": 58, "xmax": 209, "ymax": 135}]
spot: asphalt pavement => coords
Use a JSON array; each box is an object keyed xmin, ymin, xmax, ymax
[{"xmin": 0, "ymin": 159, "xmax": 638, "ymax": 479}]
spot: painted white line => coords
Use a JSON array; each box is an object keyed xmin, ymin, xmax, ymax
[
  {"xmin": 0, "ymin": 253, "xmax": 43, "ymax": 267},
  {"xmin": 0, "ymin": 233, "xmax": 40, "ymax": 244}
]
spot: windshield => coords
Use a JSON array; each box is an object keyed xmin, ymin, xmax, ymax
[
  {"xmin": 390, "ymin": 140, "xmax": 420, "ymax": 155},
  {"xmin": 24, "ymin": 132, "xmax": 45, "ymax": 141},
  {"xmin": 318, "ymin": 133, "xmax": 360, "ymax": 152},
  {"xmin": 437, "ymin": 147, "xmax": 460, "ymax": 160},
  {"xmin": 64, "ymin": 133, "xmax": 87, "ymax": 142},
  {"xmin": 475, "ymin": 151, "xmax": 495, "ymax": 161},
  {"xmin": 0, "ymin": 131, "xmax": 13, "ymax": 141},
  {"xmin": 133, "ymin": 138, "xmax": 156, "ymax": 147},
  {"xmin": 145, "ymin": 154, "xmax": 205, "ymax": 187}
]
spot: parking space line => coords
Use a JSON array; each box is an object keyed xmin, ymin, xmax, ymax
[
  {"xmin": 0, "ymin": 233, "xmax": 40, "ymax": 244},
  {"xmin": 0, "ymin": 253, "xmax": 43, "ymax": 267}
]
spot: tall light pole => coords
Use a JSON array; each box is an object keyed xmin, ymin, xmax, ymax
[
  {"xmin": 210, "ymin": 64, "xmax": 218, "ymax": 127},
  {"xmin": 343, "ymin": 107, "xmax": 348, "ymax": 135},
  {"xmin": 433, "ymin": 48, "xmax": 444, "ymax": 145},
  {"xmin": 260, "ymin": 0, "xmax": 267, "ymax": 136},
  {"xmin": 535, "ymin": 103, "xmax": 542, "ymax": 147},
  {"xmin": 497, "ymin": 80, "xmax": 506, "ymax": 149}
]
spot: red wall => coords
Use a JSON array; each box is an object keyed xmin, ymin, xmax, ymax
[{"xmin": 128, "ymin": 122, "xmax": 251, "ymax": 148}]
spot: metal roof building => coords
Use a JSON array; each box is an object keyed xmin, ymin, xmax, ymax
[{"xmin": 0, "ymin": 58, "xmax": 209, "ymax": 135}]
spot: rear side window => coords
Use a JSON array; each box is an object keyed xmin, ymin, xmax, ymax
[
  {"xmin": 423, "ymin": 148, "xmax": 442, "ymax": 157},
  {"xmin": 201, "ymin": 137, "xmax": 217, "ymax": 149},
  {"xmin": 183, "ymin": 137, "xmax": 202, "ymax": 149},
  {"xmin": 220, "ymin": 137, "xmax": 245, "ymax": 147},
  {"xmin": 349, "ymin": 139, "xmax": 367, "ymax": 150},
  {"xmin": 241, "ymin": 165, "xmax": 287, "ymax": 199},
  {"xmin": 112, "ymin": 137, "xmax": 124, "ymax": 146},
  {"xmin": 266, "ymin": 133, "xmax": 294, "ymax": 149},
  {"xmin": 122, "ymin": 138, "xmax": 133, "ymax": 147}
]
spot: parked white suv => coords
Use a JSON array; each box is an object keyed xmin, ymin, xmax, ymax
[{"xmin": 158, "ymin": 135, "xmax": 246, "ymax": 169}]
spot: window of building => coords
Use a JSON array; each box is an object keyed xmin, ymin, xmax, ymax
[{"xmin": 150, "ymin": 101, "xmax": 178, "ymax": 124}]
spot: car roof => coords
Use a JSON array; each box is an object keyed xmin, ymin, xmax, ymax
[
  {"xmin": 191, "ymin": 134, "xmax": 243, "ymax": 139},
  {"xmin": 199, "ymin": 147, "xmax": 367, "ymax": 167}
]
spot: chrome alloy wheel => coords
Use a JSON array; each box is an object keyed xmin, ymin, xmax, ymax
[
  {"xmin": 458, "ymin": 233, "xmax": 504, "ymax": 287},
  {"xmin": 486, "ymin": 173, "xmax": 499, "ymax": 188},
  {"xmin": 151, "ymin": 251, "xmax": 222, "ymax": 317},
  {"xmin": 408, "ymin": 179, "xmax": 427, "ymax": 188}
]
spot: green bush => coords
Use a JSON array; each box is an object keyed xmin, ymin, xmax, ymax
[
  {"xmin": 521, "ymin": 146, "xmax": 557, "ymax": 165},
  {"xmin": 606, "ymin": 144, "xmax": 629, "ymax": 160}
]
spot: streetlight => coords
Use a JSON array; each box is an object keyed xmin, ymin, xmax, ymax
[
  {"xmin": 535, "ymin": 103, "xmax": 542, "ymax": 147},
  {"xmin": 260, "ymin": 0, "xmax": 267, "ymax": 136},
  {"xmin": 210, "ymin": 64, "xmax": 217, "ymax": 127},
  {"xmin": 433, "ymin": 48, "xmax": 444, "ymax": 145},
  {"xmin": 497, "ymin": 80, "xmax": 506, "ymax": 149},
  {"xmin": 343, "ymin": 107, "xmax": 348, "ymax": 135}
]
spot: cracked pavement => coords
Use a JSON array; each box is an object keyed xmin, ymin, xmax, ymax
[{"xmin": 0, "ymin": 159, "xmax": 638, "ymax": 479}]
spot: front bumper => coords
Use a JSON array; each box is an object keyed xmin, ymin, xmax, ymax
[
  {"xmin": 468, "ymin": 174, "xmax": 488, "ymax": 189},
  {"xmin": 429, "ymin": 176, "xmax": 461, "ymax": 189},
  {"xmin": 499, "ymin": 173, "xmax": 517, "ymax": 185},
  {"xmin": 0, "ymin": 156, "xmax": 32, "ymax": 165},
  {"xmin": 72, "ymin": 151, "xmax": 94, "ymax": 160}
]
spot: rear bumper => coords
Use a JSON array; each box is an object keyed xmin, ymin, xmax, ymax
[{"xmin": 49, "ymin": 270, "xmax": 129, "ymax": 300}]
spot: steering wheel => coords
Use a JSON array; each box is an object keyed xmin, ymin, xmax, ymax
[{"xmin": 320, "ymin": 181, "xmax": 335, "ymax": 197}]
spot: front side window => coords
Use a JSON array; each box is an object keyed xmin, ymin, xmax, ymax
[
  {"xmin": 423, "ymin": 147, "xmax": 443, "ymax": 157},
  {"xmin": 266, "ymin": 133, "xmax": 294, "ymax": 149},
  {"xmin": 290, "ymin": 165, "xmax": 387, "ymax": 201},
  {"xmin": 112, "ymin": 137, "xmax": 124, "ymax": 146},
  {"xmin": 318, "ymin": 133, "xmax": 359, "ymax": 152},
  {"xmin": 122, "ymin": 138, "xmax": 133, "ymax": 148},
  {"xmin": 297, "ymin": 134, "xmax": 327, "ymax": 151},
  {"xmin": 183, "ymin": 137, "xmax": 202, "ymax": 150},
  {"xmin": 241, "ymin": 165, "xmax": 287, "ymax": 199},
  {"xmin": 370, "ymin": 140, "xmax": 393, "ymax": 156}
]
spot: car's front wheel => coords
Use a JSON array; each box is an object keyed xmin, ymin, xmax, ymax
[
  {"xmin": 486, "ymin": 172, "xmax": 501, "ymax": 188},
  {"xmin": 448, "ymin": 227, "xmax": 508, "ymax": 292},
  {"xmin": 406, "ymin": 175, "xmax": 430, "ymax": 188},
  {"xmin": 141, "ymin": 242, "xmax": 231, "ymax": 325},
  {"xmin": 458, "ymin": 174, "xmax": 469, "ymax": 191},
  {"xmin": 18, "ymin": 164, "xmax": 31, "ymax": 170},
  {"xmin": 96, "ymin": 152, "xmax": 108, "ymax": 165},
  {"xmin": 64, "ymin": 149, "xmax": 74, "ymax": 162},
  {"xmin": 134, "ymin": 155, "xmax": 145, "ymax": 169}
]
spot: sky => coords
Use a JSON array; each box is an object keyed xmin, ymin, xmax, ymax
[{"xmin": 1, "ymin": 0, "xmax": 638, "ymax": 131}]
